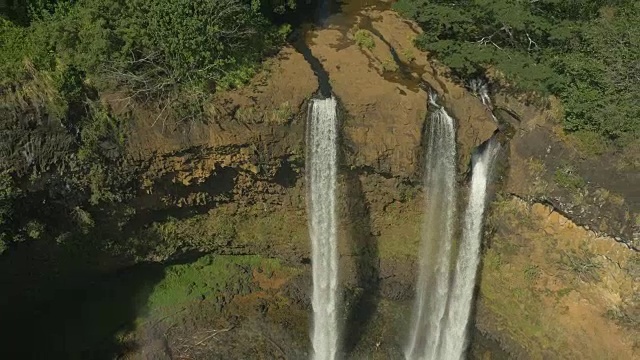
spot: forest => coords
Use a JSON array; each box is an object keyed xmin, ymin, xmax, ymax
[{"xmin": 394, "ymin": 0, "xmax": 640, "ymax": 142}]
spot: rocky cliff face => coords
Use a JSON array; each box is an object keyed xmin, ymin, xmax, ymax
[{"xmin": 31, "ymin": 2, "xmax": 636, "ymax": 359}]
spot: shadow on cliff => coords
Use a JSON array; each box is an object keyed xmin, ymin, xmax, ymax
[
  {"xmin": 342, "ymin": 170, "xmax": 381, "ymax": 356},
  {"xmin": 0, "ymin": 243, "xmax": 171, "ymax": 359},
  {"xmin": 466, "ymin": 153, "xmax": 511, "ymax": 360}
]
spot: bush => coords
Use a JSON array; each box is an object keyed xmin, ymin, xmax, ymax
[
  {"xmin": 570, "ymin": 130, "xmax": 611, "ymax": 157},
  {"xmin": 355, "ymin": 29, "xmax": 375, "ymax": 50},
  {"xmin": 554, "ymin": 165, "xmax": 585, "ymax": 190},
  {"xmin": 524, "ymin": 264, "xmax": 541, "ymax": 282},
  {"xmin": 1, "ymin": 0, "xmax": 291, "ymax": 112},
  {"xmin": 559, "ymin": 249, "xmax": 601, "ymax": 283}
]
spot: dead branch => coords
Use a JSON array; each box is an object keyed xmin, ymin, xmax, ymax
[{"xmin": 194, "ymin": 326, "xmax": 234, "ymax": 346}]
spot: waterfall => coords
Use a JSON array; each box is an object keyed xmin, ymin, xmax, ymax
[
  {"xmin": 405, "ymin": 97, "xmax": 458, "ymax": 360},
  {"xmin": 469, "ymin": 78, "xmax": 497, "ymax": 123},
  {"xmin": 307, "ymin": 97, "xmax": 339, "ymax": 360},
  {"xmin": 438, "ymin": 136, "xmax": 500, "ymax": 360},
  {"xmin": 468, "ymin": 78, "xmax": 491, "ymax": 107}
]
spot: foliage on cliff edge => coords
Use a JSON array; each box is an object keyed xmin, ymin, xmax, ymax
[
  {"xmin": 394, "ymin": 0, "xmax": 640, "ymax": 143},
  {"xmin": 0, "ymin": 0, "xmax": 295, "ymax": 253}
]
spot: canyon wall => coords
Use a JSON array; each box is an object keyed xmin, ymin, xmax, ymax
[
  {"xmin": 2, "ymin": 3, "xmax": 637, "ymax": 359},
  {"xmin": 111, "ymin": 6, "xmax": 638, "ymax": 359}
]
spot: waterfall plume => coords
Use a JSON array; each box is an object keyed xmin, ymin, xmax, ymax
[
  {"xmin": 405, "ymin": 96, "xmax": 458, "ymax": 360},
  {"xmin": 438, "ymin": 136, "xmax": 500, "ymax": 360},
  {"xmin": 307, "ymin": 97, "xmax": 339, "ymax": 360}
]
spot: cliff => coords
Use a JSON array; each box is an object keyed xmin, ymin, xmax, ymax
[{"xmin": 0, "ymin": 1, "xmax": 637, "ymax": 359}]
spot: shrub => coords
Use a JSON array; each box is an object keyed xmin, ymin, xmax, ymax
[
  {"xmin": 554, "ymin": 165, "xmax": 585, "ymax": 190},
  {"xmin": 570, "ymin": 130, "xmax": 611, "ymax": 157},
  {"xmin": 269, "ymin": 101, "xmax": 293, "ymax": 124},
  {"xmin": 382, "ymin": 58, "xmax": 399, "ymax": 72},
  {"xmin": 524, "ymin": 264, "xmax": 541, "ymax": 282},
  {"xmin": 355, "ymin": 29, "xmax": 375, "ymax": 50},
  {"xmin": 559, "ymin": 249, "xmax": 601, "ymax": 283}
]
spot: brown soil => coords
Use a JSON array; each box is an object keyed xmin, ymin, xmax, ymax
[
  {"xmin": 477, "ymin": 197, "xmax": 639, "ymax": 359},
  {"xmin": 307, "ymin": 5, "xmax": 496, "ymax": 178}
]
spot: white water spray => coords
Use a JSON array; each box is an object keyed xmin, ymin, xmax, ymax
[
  {"xmin": 438, "ymin": 137, "xmax": 500, "ymax": 360},
  {"xmin": 307, "ymin": 97, "xmax": 339, "ymax": 360},
  {"xmin": 469, "ymin": 78, "xmax": 497, "ymax": 123},
  {"xmin": 405, "ymin": 96, "xmax": 458, "ymax": 360}
]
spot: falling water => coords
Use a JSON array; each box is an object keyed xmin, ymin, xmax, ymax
[
  {"xmin": 469, "ymin": 78, "xmax": 497, "ymax": 123},
  {"xmin": 307, "ymin": 97, "xmax": 339, "ymax": 360},
  {"xmin": 469, "ymin": 79, "xmax": 491, "ymax": 107},
  {"xmin": 438, "ymin": 136, "xmax": 500, "ymax": 360},
  {"xmin": 405, "ymin": 96, "xmax": 458, "ymax": 360}
]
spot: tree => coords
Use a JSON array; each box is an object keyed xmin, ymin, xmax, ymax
[{"xmin": 394, "ymin": 0, "xmax": 640, "ymax": 141}]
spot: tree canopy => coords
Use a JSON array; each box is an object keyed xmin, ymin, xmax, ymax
[{"xmin": 394, "ymin": 0, "xmax": 640, "ymax": 142}]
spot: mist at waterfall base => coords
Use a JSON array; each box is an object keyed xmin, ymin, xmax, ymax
[
  {"xmin": 405, "ymin": 101, "xmax": 458, "ymax": 360},
  {"xmin": 307, "ymin": 97, "xmax": 340, "ymax": 360},
  {"xmin": 405, "ymin": 99, "xmax": 500, "ymax": 360}
]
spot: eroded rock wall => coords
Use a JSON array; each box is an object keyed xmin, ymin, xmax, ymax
[{"xmin": 59, "ymin": 3, "xmax": 638, "ymax": 359}]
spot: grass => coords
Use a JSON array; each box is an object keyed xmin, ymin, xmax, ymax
[
  {"xmin": 235, "ymin": 106, "xmax": 259, "ymax": 123},
  {"xmin": 558, "ymin": 249, "xmax": 601, "ymax": 283},
  {"xmin": 615, "ymin": 137, "xmax": 640, "ymax": 170},
  {"xmin": 594, "ymin": 188, "xmax": 625, "ymax": 206},
  {"xmin": 625, "ymin": 255, "xmax": 640, "ymax": 279},
  {"xmin": 146, "ymin": 255, "xmax": 282, "ymax": 315},
  {"xmin": 375, "ymin": 200, "xmax": 421, "ymax": 260},
  {"xmin": 234, "ymin": 207, "xmax": 308, "ymax": 250},
  {"xmin": 397, "ymin": 182, "xmax": 419, "ymax": 202},
  {"xmin": 525, "ymin": 158, "xmax": 549, "ymax": 197},
  {"xmin": 605, "ymin": 305, "xmax": 640, "ymax": 330},
  {"xmin": 381, "ymin": 58, "xmax": 399, "ymax": 72},
  {"xmin": 480, "ymin": 196, "xmax": 573, "ymax": 355},
  {"xmin": 481, "ymin": 193, "xmax": 639, "ymax": 357},
  {"xmin": 554, "ymin": 165, "xmax": 585, "ymax": 190},
  {"xmin": 488, "ymin": 195, "xmax": 537, "ymax": 233},
  {"xmin": 355, "ymin": 29, "xmax": 376, "ymax": 50},
  {"xmin": 131, "ymin": 203, "xmax": 309, "ymax": 261},
  {"xmin": 483, "ymin": 249, "xmax": 503, "ymax": 271},
  {"xmin": 268, "ymin": 101, "xmax": 293, "ymax": 124},
  {"xmin": 555, "ymin": 287, "xmax": 574, "ymax": 300},
  {"xmin": 479, "ymin": 266, "xmax": 549, "ymax": 353},
  {"xmin": 400, "ymin": 48, "xmax": 415, "ymax": 63},
  {"xmin": 524, "ymin": 264, "xmax": 540, "ymax": 283},
  {"xmin": 570, "ymin": 130, "xmax": 611, "ymax": 157},
  {"xmin": 21, "ymin": 253, "xmax": 292, "ymax": 357}
]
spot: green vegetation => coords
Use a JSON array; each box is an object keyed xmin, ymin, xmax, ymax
[
  {"xmin": 269, "ymin": 101, "xmax": 293, "ymax": 124},
  {"xmin": 0, "ymin": 0, "xmax": 297, "ymax": 254},
  {"xmin": 400, "ymin": 48, "xmax": 415, "ymax": 63},
  {"xmin": 570, "ymin": 130, "xmax": 611, "ymax": 157},
  {"xmin": 554, "ymin": 165, "xmax": 585, "ymax": 190},
  {"xmin": 626, "ymin": 255, "xmax": 640, "ymax": 279},
  {"xmin": 525, "ymin": 158, "xmax": 549, "ymax": 197},
  {"xmin": 147, "ymin": 254, "xmax": 282, "ymax": 315},
  {"xmin": 394, "ymin": 0, "xmax": 640, "ymax": 143},
  {"xmin": 354, "ymin": 29, "xmax": 376, "ymax": 50},
  {"xmin": 524, "ymin": 264, "xmax": 540, "ymax": 282},
  {"xmin": 558, "ymin": 249, "xmax": 601, "ymax": 283},
  {"xmin": 381, "ymin": 58, "xmax": 399, "ymax": 72},
  {"xmin": 13, "ymin": 253, "xmax": 294, "ymax": 357}
]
